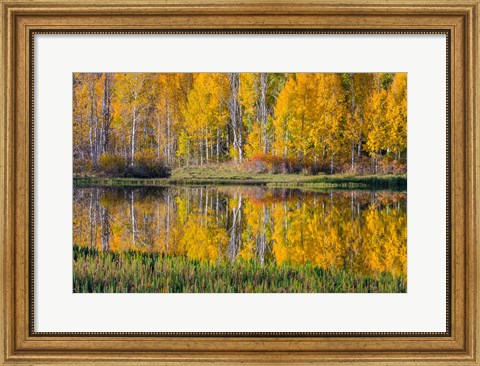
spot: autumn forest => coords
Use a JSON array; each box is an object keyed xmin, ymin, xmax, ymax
[
  {"xmin": 73, "ymin": 72, "xmax": 406, "ymax": 176},
  {"xmin": 73, "ymin": 72, "xmax": 407, "ymax": 294}
]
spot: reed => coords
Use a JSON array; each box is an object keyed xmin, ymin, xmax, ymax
[{"xmin": 73, "ymin": 246, "xmax": 406, "ymax": 293}]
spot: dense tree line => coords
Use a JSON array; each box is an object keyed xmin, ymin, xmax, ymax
[{"xmin": 73, "ymin": 72, "xmax": 406, "ymax": 176}]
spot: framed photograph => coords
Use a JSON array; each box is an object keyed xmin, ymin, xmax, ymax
[{"xmin": 1, "ymin": 0, "xmax": 478, "ymax": 364}]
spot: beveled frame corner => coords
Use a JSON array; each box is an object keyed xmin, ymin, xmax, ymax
[{"xmin": 1, "ymin": 0, "xmax": 478, "ymax": 365}]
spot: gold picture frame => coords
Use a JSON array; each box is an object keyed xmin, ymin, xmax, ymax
[{"xmin": 1, "ymin": 0, "xmax": 478, "ymax": 364}]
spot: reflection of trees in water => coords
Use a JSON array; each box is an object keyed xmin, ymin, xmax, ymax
[
  {"xmin": 227, "ymin": 193, "xmax": 242, "ymax": 262},
  {"xmin": 73, "ymin": 186, "xmax": 407, "ymax": 278},
  {"xmin": 100, "ymin": 205, "xmax": 110, "ymax": 252}
]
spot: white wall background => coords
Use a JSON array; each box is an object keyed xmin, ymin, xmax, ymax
[{"xmin": 35, "ymin": 34, "xmax": 446, "ymax": 332}]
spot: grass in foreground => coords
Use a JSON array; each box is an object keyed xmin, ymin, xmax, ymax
[
  {"xmin": 74, "ymin": 164, "xmax": 407, "ymax": 190},
  {"xmin": 73, "ymin": 246, "xmax": 406, "ymax": 293}
]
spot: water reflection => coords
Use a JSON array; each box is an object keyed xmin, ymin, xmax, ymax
[{"xmin": 73, "ymin": 186, "xmax": 406, "ymax": 279}]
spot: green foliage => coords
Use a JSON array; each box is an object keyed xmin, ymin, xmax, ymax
[
  {"xmin": 73, "ymin": 245, "xmax": 406, "ymax": 293},
  {"xmin": 380, "ymin": 73, "xmax": 395, "ymax": 89}
]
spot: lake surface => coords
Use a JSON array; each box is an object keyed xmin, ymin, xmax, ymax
[{"xmin": 73, "ymin": 185, "xmax": 407, "ymax": 280}]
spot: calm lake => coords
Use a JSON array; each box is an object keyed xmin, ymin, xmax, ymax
[{"xmin": 73, "ymin": 186, "xmax": 407, "ymax": 283}]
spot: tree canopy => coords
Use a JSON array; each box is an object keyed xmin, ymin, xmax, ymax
[{"xmin": 73, "ymin": 72, "xmax": 406, "ymax": 176}]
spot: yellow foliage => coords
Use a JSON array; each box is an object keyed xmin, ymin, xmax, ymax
[{"xmin": 74, "ymin": 183, "xmax": 407, "ymax": 279}]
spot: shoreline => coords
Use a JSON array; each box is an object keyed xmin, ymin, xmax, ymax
[{"xmin": 73, "ymin": 173, "xmax": 407, "ymax": 190}]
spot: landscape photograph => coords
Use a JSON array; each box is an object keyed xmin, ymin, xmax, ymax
[{"xmin": 73, "ymin": 72, "xmax": 407, "ymax": 293}]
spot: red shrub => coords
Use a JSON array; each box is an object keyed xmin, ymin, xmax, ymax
[
  {"xmin": 242, "ymin": 154, "xmax": 301, "ymax": 174},
  {"xmin": 378, "ymin": 158, "xmax": 407, "ymax": 174}
]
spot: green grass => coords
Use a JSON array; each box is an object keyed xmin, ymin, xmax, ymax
[
  {"xmin": 73, "ymin": 245, "xmax": 406, "ymax": 293},
  {"xmin": 73, "ymin": 164, "xmax": 407, "ymax": 190}
]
